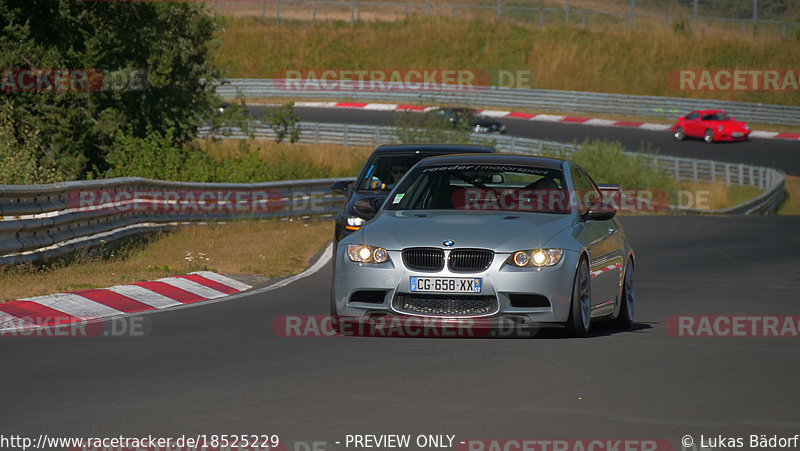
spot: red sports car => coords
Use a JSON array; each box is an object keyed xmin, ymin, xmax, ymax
[{"xmin": 671, "ymin": 109, "xmax": 750, "ymax": 143}]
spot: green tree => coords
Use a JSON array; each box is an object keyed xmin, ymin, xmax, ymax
[{"xmin": 0, "ymin": 0, "xmax": 221, "ymax": 181}]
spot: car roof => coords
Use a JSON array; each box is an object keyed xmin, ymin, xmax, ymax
[
  {"xmin": 372, "ymin": 144, "xmax": 494, "ymax": 154},
  {"xmin": 694, "ymin": 109, "xmax": 725, "ymax": 115},
  {"xmin": 417, "ymin": 153, "xmax": 566, "ymax": 170}
]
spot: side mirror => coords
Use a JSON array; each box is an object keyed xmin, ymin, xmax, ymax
[
  {"xmin": 353, "ymin": 197, "xmax": 385, "ymax": 218},
  {"xmin": 582, "ymin": 202, "xmax": 617, "ymax": 221},
  {"xmin": 330, "ymin": 180, "xmax": 352, "ymax": 194}
]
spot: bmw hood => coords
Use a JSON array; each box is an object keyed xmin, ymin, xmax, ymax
[{"xmin": 359, "ymin": 210, "xmax": 576, "ymax": 253}]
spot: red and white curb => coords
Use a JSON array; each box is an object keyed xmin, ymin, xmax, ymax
[
  {"xmin": 0, "ymin": 271, "xmax": 251, "ymax": 332},
  {"xmin": 290, "ymin": 101, "xmax": 800, "ymax": 141}
]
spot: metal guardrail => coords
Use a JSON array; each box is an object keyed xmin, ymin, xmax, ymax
[
  {"xmin": 217, "ymin": 79, "xmax": 800, "ymax": 127},
  {"xmin": 0, "ymin": 177, "xmax": 350, "ymax": 265},
  {"xmin": 0, "ymin": 122, "xmax": 785, "ymax": 265}
]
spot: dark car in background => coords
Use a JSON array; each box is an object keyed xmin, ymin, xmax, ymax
[
  {"xmin": 431, "ymin": 107, "xmax": 507, "ymax": 134},
  {"xmin": 330, "ymin": 144, "xmax": 494, "ymax": 244}
]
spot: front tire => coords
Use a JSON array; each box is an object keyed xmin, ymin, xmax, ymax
[
  {"xmin": 566, "ymin": 258, "xmax": 591, "ymax": 337},
  {"xmin": 673, "ymin": 126, "xmax": 685, "ymax": 141},
  {"xmin": 704, "ymin": 129, "xmax": 715, "ymax": 143},
  {"xmin": 613, "ymin": 259, "xmax": 634, "ymax": 330}
]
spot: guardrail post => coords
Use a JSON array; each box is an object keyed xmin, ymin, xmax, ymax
[
  {"xmin": 496, "ymin": 0, "xmax": 501, "ymax": 20},
  {"xmin": 375, "ymin": 126, "xmax": 380, "ymax": 144},
  {"xmin": 510, "ymin": 136, "xmax": 516, "ymax": 152},
  {"xmin": 539, "ymin": 9, "xmax": 544, "ymax": 28},
  {"xmin": 673, "ymin": 158, "xmax": 679, "ymax": 180},
  {"xmin": 710, "ymin": 161, "xmax": 716, "ymax": 182},
  {"xmin": 749, "ymin": 166, "xmax": 755, "ymax": 186},
  {"xmin": 262, "ymin": 1, "xmax": 266, "ymax": 18},
  {"xmin": 344, "ymin": 125, "xmax": 349, "ymax": 146},
  {"xmin": 313, "ymin": 2, "xmax": 317, "ymax": 21},
  {"xmin": 629, "ymin": 0, "xmax": 634, "ymax": 30},
  {"xmin": 724, "ymin": 164, "xmax": 730, "ymax": 186},
  {"xmin": 692, "ymin": 160, "xmax": 698, "ymax": 183},
  {"xmin": 739, "ymin": 163, "xmax": 744, "ymax": 185},
  {"xmin": 427, "ymin": 0, "xmax": 431, "ymax": 15},
  {"xmin": 314, "ymin": 123, "xmax": 319, "ymax": 144},
  {"xmin": 275, "ymin": 0, "xmax": 280, "ymax": 23}
]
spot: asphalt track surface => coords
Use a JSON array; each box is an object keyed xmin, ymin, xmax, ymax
[
  {"xmin": 2, "ymin": 216, "xmax": 800, "ymax": 450},
  {"xmin": 251, "ymin": 107, "xmax": 800, "ymax": 176}
]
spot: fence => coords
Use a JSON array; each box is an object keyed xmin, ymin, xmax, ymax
[
  {"xmin": 217, "ymin": 79, "xmax": 800, "ymax": 127},
  {"xmin": 0, "ymin": 122, "xmax": 784, "ymax": 265},
  {"xmin": 205, "ymin": 0, "xmax": 800, "ymax": 38}
]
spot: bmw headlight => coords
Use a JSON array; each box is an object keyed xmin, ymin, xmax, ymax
[
  {"xmin": 717, "ymin": 125, "xmax": 724, "ymax": 132},
  {"xmin": 508, "ymin": 249, "xmax": 564, "ymax": 267},
  {"xmin": 347, "ymin": 244, "xmax": 389, "ymax": 263},
  {"xmin": 345, "ymin": 216, "xmax": 365, "ymax": 231},
  {"xmin": 745, "ymin": 124, "xmax": 749, "ymax": 130}
]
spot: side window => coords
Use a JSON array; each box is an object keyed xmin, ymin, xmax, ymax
[
  {"xmin": 570, "ymin": 167, "xmax": 603, "ymax": 214},
  {"xmin": 686, "ymin": 112, "xmax": 699, "ymax": 120}
]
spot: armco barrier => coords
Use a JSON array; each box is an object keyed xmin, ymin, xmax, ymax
[
  {"xmin": 0, "ymin": 177, "xmax": 350, "ymax": 265},
  {"xmin": 216, "ymin": 78, "xmax": 800, "ymax": 127},
  {"xmin": 0, "ymin": 122, "xmax": 785, "ymax": 265}
]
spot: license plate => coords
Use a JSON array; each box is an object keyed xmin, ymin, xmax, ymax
[
  {"xmin": 409, "ymin": 277, "xmax": 481, "ymax": 293},
  {"xmin": 732, "ymin": 132, "xmax": 744, "ymax": 138}
]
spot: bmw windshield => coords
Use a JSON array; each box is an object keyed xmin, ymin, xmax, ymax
[{"xmin": 385, "ymin": 164, "xmax": 570, "ymax": 214}]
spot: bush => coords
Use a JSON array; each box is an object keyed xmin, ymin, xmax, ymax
[
  {"xmin": 0, "ymin": 102, "xmax": 61, "ymax": 184},
  {"xmin": 391, "ymin": 109, "xmax": 486, "ymax": 144},
  {"xmin": 265, "ymin": 102, "xmax": 301, "ymax": 143},
  {"xmin": 104, "ymin": 129, "xmax": 335, "ymax": 183},
  {"xmin": 569, "ymin": 140, "xmax": 676, "ymax": 192}
]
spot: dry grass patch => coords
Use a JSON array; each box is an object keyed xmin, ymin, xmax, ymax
[
  {"xmin": 215, "ymin": 16, "xmax": 800, "ymax": 106},
  {"xmin": 200, "ymin": 138, "xmax": 372, "ymax": 176},
  {"xmin": 777, "ymin": 175, "xmax": 800, "ymax": 215},
  {"xmin": 678, "ymin": 182, "xmax": 763, "ymax": 211},
  {"xmin": 0, "ymin": 220, "xmax": 333, "ymax": 302}
]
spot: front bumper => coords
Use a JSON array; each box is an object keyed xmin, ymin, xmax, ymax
[
  {"xmin": 332, "ymin": 247, "xmax": 580, "ymax": 324},
  {"xmin": 715, "ymin": 129, "xmax": 750, "ymax": 141}
]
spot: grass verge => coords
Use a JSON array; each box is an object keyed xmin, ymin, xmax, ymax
[
  {"xmin": 0, "ymin": 220, "xmax": 332, "ymax": 302},
  {"xmin": 777, "ymin": 175, "xmax": 800, "ymax": 215},
  {"xmin": 214, "ymin": 16, "xmax": 800, "ymax": 106}
]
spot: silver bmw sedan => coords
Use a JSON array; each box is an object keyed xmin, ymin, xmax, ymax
[{"xmin": 331, "ymin": 154, "xmax": 635, "ymax": 337}]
